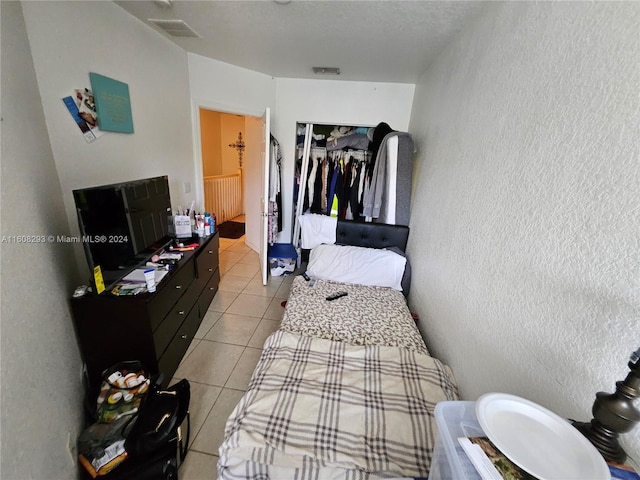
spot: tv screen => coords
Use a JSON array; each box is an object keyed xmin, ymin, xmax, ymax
[{"xmin": 73, "ymin": 176, "xmax": 172, "ymax": 281}]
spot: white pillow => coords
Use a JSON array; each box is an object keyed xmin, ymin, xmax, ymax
[{"xmin": 306, "ymin": 244, "xmax": 407, "ymax": 291}]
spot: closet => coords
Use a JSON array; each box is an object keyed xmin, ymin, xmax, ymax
[{"xmin": 292, "ymin": 122, "xmax": 415, "ymax": 250}]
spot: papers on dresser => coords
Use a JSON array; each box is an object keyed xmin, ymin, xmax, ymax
[
  {"xmin": 110, "ymin": 267, "xmax": 169, "ymax": 296},
  {"xmin": 121, "ymin": 268, "xmax": 168, "ymax": 285}
]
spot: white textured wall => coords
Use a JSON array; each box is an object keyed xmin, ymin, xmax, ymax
[
  {"xmin": 408, "ymin": 1, "xmax": 640, "ymax": 464},
  {"xmin": 1, "ymin": 2, "xmax": 83, "ymax": 478},
  {"xmin": 21, "ymin": 0, "xmax": 195, "ymax": 279},
  {"xmin": 189, "ymin": 52, "xmax": 277, "ymax": 117}
]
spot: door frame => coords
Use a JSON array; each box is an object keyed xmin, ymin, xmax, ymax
[{"xmin": 190, "ymin": 98, "xmax": 263, "ymax": 213}]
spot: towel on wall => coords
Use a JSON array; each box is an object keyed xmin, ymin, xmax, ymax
[{"xmin": 298, "ymin": 214, "xmax": 337, "ymax": 249}]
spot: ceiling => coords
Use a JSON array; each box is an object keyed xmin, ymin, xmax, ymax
[{"xmin": 114, "ymin": 0, "xmax": 487, "ymax": 84}]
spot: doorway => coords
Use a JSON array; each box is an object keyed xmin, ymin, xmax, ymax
[
  {"xmin": 199, "ymin": 108, "xmax": 246, "ymax": 239},
  {"xmin": 196, "ymin": 105, "xmax": 271, "ymax": 284}
]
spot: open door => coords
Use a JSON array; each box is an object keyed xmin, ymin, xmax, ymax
[
  {"xmin": 243, "ymin": 108, "xmax": 271, "ymax": 285},
  {"xmin": 260, "ymin": 108, "xmax": 271, "ymax": 285}
]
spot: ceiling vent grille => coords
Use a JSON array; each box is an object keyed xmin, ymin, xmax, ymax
[
  {"xmin": 312, "ymin": 67, "xmax": 340, "ymax": 75},
  {"xmin": 148, "ymin": 19, "xmax": 201, "ymax": 38}
]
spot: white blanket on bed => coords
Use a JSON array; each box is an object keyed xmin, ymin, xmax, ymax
[
  {"xmin": 218, "ymin": 330, "xmax": 458, "ymax": 479},
  {"xmin": 299, "ymin": 213, "xmax": 337, "ymax": 249}
]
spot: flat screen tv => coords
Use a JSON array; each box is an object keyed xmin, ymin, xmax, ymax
[{"xmin": 73, "ymin": 175, "xmax": 173, "ymax": 287}]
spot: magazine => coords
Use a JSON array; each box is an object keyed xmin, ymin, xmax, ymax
[
  {"xmin": 458, "ymin": 437, "xmax": 538, "ymax": 480},
  {"xmin": 460, "ymin": 436, "xmax": 639, "ymax": 480},
  {"xmin": 609, "ymin": 462, "xmax": 640, "ymax": 480},
  {"xmin": 62, "ymin": 87, "xmax": 104, "ymax": 142}
]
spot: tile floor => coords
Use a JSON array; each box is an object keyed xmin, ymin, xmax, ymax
[{"xmin": 174, "ymin": 229, "xmax": 295, "ymax": 479}]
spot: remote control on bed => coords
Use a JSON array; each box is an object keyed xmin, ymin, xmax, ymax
[{"xmin": 326, "ymin": 291, "xmax": 348, "ymax": 301}]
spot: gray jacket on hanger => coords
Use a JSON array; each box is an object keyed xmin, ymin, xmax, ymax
[{"xmin": 363, "ymin": 131, "xmax": 414, "ymax": 226}]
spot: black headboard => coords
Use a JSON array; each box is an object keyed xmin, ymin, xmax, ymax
[
  {"xmin": 336, "ymin": 220, "xmax": 409, "ymax": 251},
  {"xmin": 301, "ymin": 220, "xmax": 410, "ymax": 263}
]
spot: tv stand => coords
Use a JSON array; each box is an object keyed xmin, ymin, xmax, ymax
[{"xmin": 70, "ymin": 232, "xmax": 220, "ymax": 393}]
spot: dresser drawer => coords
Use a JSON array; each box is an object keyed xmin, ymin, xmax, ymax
[
  {"xmin": 198, "ymin": 268, "xmax": 220, "ymax": 317},
  {"xmin": 148, "ymin": 260, "xmax": 195, "ymax": 331},
  {"xmin": 157, "ymin": 306, "xmax": 201, "ymax": 384},
  {"xmin": 196, "ymin": 236, "xmax": 218, "ymax": 274},
  {"xmin": 152, "ymin": 277, "xmax": 197, "ymax": 358}
]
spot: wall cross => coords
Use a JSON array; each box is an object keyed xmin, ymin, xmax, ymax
[{"xmin": 228, "ymin": 132, "xmax": 246, "ymax": 167}]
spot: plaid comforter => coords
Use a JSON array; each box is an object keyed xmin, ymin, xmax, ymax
[{"xmin": 218, "ymin": 330, "xmax": 458, "ymax": 479}]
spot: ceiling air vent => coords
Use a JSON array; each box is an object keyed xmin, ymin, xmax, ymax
[
  {"xmin": 312, "ymin": 67, "xmax": 340, "ymax": 75},
  {"xmin": 148, "ymin": 19, "xmax": 201, "ymax": 38}
]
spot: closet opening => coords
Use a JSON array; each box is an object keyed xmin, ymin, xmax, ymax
[
  {"xmin": 292, "ymin": 121, "xmax": 415, "ymax": 252},
  {"xmin": 292, "ymin": 122, "xmax": 375, "ymax": 248}
]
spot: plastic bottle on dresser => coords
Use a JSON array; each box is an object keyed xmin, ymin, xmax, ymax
[
  {"xmin": 204, "ymin": 212, "xmax": 211, "ymax": 237},
  {"xmin": 197, "ymin": 214, "xmax": 205, "ymax": 237}
]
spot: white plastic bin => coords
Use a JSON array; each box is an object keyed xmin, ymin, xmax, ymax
[{"xmin": 428, "ymin": 401, "xmax": 484, "ymax": 480}]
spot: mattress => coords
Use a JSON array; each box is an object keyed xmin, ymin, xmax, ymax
[
  {"xmin": 280, "ymin": 276, "xmax": 429, "ymax": 355},
  {"xmin": 218, "ymin": 330, "xmax": 459, "ymax": 479}
]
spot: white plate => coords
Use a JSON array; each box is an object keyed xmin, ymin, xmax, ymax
[{"xmin": 476, "ymin": 393, "xmax": 610, "ymax": 480}]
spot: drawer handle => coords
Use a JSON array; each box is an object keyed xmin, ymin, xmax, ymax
[
  {"xmin": 175, "ymin": 285, "xmax": 182, "ymax": 289},
  {"xmin": 178, "ymin": 310, "xmax": 185, "ymax": 315},
  {"xmin": 181, "ymin": 334, "xmax": 187, "ymax": 339},
  {"xmin": 208, "ymin": 250, "xmax": 213, "ymax": 254},
  {"xmin": 208, "ymin": 268, "xmax": 213, "ymax": 272},
  {"xmin": 209, "ymin": 287, "xmax": 215, "ymax": 291}
]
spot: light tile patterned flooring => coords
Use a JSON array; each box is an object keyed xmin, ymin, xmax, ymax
[{"xmin": 174, "ymin": 231, "xmax": 295, "ymax": 479}]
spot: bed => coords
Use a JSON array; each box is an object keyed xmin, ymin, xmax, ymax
[{"xmin": 218, "ymin": 220, "xmax": 459, "ymax": 479}]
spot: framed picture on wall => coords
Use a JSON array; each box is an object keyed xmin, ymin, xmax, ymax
[{"xmin": 89, "ymin": 72, "xmax": 134, "ymax": 133}]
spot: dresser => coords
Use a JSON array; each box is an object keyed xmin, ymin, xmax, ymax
[{"xmin": 70, "ymin": 233, "xmax": 220, "ymax": 392}]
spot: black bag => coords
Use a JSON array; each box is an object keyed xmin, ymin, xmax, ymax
[{"xmin": 124, "ymin": 379, "xmax": 190, "ymax": 462}]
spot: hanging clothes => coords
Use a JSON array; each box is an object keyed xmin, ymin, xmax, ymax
[
  {"xmin": 310, "ymin": 156, "xmax": 324, "ymax": 214},
  {"xmin": 299, "ymin": 147, "xmax": 327, "ymax": 214},
  {"xmin": 299, "ymin": 149, "xmax": 372, "ymax": 221},
  {"xmin": 268, "ymin": 135, "xmax": 283, "ymax": 244},
  {"xmin": 367, "ymin": 122, "xmax": 394, "ymax": 183},
  {"xmin": 340, "ymin": 155, "xmax": 353, "ymax": 219},
  {"xmin": 320, "ymin": 158, "xmax": 328, "ymax": 214},
  {"xmin": 327, "ymin": 157, "xmax": 341, "ymax": 216},
  {"xmin": 295, "ymin": 122, "xmax": 412, "ymax": 233},
  {"xmin": 362, "ymin": 131, "xmax": 414, "ymax": 226},
  {"xmin": 307, "ymin": 156, "xmax": 318, "ymax": 211},
  {"xmin": 346, "ymin": 160, "xmax": 360, "ymax": 220}
]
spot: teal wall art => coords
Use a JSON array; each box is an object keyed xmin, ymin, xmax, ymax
[{"xmin": 89, "ymin": 72, "xmax": 134, "ymax": 133}]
